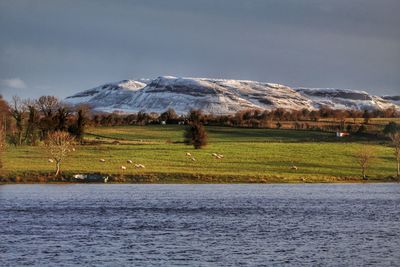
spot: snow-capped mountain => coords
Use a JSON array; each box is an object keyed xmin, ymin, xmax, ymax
[
  {"xmin": 65, "ymin": 76, "xmax": 399, "ymax": 114},
  {"xmin": 295, "ymin": 88, "xmax": 397, "ymax": 111},
  {"xmin": 381, "ymin": 96, "xmax": 400, "ymax": 106}
]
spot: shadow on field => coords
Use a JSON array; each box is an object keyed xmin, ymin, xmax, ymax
[{"xmin": 207, "ymin": 128, "xmax": 339, "ymax": 143}]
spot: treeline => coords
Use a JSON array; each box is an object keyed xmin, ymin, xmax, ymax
[
  {"xmin": 1, "ymin": 95, "xmax": 399, "ymax": 146},
  {"xmin": 84, "ymin": 106, "xmax": 399, "ymax": 127},
  {"xmin": 84, "ymin": 106, "xmax": 399, "ymax": 135},
  {"xmin": 0, "ymin": 95, "xmax": 88, "ymax": 146}
]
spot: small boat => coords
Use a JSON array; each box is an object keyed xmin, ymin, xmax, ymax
[{"xmin": 72, "ymin": 173, "xmax": 109, "ymax": 183}]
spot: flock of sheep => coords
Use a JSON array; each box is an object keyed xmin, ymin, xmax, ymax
[
  {"xmin": 185, "ymin": 152, "xmax": 224, "ymax": 162},
  {"xmin": 47, "ymin": 151, "xmax": 299, "ymax": 172},
  {"xmin": 97, "ymin": 158, "xmax": 146, "ymax": 170},
  {"xmin": 97, "ymin": 152, "xmax": 225, "ymax": 170}
]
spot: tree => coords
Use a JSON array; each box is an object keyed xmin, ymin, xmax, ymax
[
  {"xmin": 37, "ymin": 96, "xmax": 60, "ymax": 138},
  {"xmin": 37, "ymin": 95, "xmax": 60, "ymax": 117},
  {"xmin": 187, "ymin": 109, "xmax": 204, "ymax": 123},
  {"xmin": 184, "ymin": 122, "xmax": 207, "ymax": 149},
  {"xmin": 55, "ymin": 105, "xmax": 71, "ymax": 131},
  {"xmin": 388, "ymin": 132, "xmax": 400, "ymax": 177},
  {"xmin": 0, "ymin": 95, "xmax": 11, "ymax": 131},
  {"xmin": 356, "ymin": 124, "xmax": 367, "ymax": 135},
  {"xmin": 44, "ymin": 131, "xmax": 75, "ymax": 177},
  {"xmin": 136, "ymin": 111, "xmax": 149, "ymax": 125},
  {"xmin": 68, "ymin": 107, "xmax": 88, "ymax": 143},
  {"xmin": 354, "ymin": 146, "xmax": 375, "ymax": 180},
  {"xmin": 160, "ymin": 108, "xmax": 177, "ymax": 123},
  {"xmin": 10, "ymin": 96, "xmax": 26, "ymax": 146},
  {"xmin": 0, "ymin": 127, "xmax": 5, "ymax": 170},
  {"xmin": 24, "ymin": 99, "xmax": 40, "ymax": 145},
  {"xmin": 383, "ymin": 122, "xmax": 400, "ymax": 136},
  {"xmin": 362, "ymin": 110, "xmax": 370, "ymax": 124}
]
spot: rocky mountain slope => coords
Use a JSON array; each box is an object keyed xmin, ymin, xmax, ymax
[{"xmin": 65, "ymin": 76, "xmax": 399, "ymax": 114}]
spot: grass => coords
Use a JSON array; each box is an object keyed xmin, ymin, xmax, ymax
[{"xmin": 2, "ymin": 125, "xmax": 399, "ymax": 183}]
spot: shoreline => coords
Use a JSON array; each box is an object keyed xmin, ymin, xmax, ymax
[{"xmin": 1, "ymin": 172, "xmax": 399, "ymax": 184}]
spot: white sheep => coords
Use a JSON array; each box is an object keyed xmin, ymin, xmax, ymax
[
  {"xmin": 291, "ymin": 165, "xmax": 298, "ymax": 170},
  {"xmin": 212, "ymin": 153, "xmax": 224, "ymax": 159},
  {"xmin": 127, "ymin": 160, "xmax": 133, "ymax": 164},
  {"xmin": 186, "ymin": 152, "xmax": 192, "ymax": 156},
  {"xmin": 190, "ymin": 157, "xmax": 196, "ymax": 161},
  {"xmin": 121, "ymin": 166, "xmax": 127, "ymax": 170},
  {"xmin": 99, "ymin": 159, "xmax": 106, "ymax": 163},
  {"xmin": 135, "ymin": 164, "xmax": 145, "ymax": 169},
  {"xmin": 48, "ymin": 159, "xmax": 54, "ymax": 163}
]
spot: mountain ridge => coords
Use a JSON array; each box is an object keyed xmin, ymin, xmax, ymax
[{"xmin": 65, "ymin": 76, "xmax": 399, "ymax": 114}]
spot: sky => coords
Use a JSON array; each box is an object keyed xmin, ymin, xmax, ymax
[{"xmin": 0, "ymin": 0, "xmax": 399, "ymax": 100}]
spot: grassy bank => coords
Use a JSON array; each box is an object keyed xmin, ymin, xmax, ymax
[{"xmin": 2, "ymin": 125, "xmax": 399, "ymax": 183}]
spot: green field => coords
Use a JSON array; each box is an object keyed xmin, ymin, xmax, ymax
[{"xmin": 2, "ymin": 125, "xmax": 399, "ymax": 183}]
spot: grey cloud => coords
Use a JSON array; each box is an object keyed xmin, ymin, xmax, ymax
[{"xmin": 0, "ymin": 0, "xmax": 399, "ymax": 100}]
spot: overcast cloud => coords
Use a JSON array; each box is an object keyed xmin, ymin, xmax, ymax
[{"xmin": 0, "ymin": 0, "xmax": 399, "ymax": 100}]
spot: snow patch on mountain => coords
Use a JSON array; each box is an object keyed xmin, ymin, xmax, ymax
[
  {"xmin": 295, "ymin": 88, "xmax": 396, "ymax": 111},
  {"xmin": 65, "ymin": 76, "xmax": 399, "ymax": 114},
  {"xmin": 381, "ymin": 96, "xmax": 400, "ymax": 106}
]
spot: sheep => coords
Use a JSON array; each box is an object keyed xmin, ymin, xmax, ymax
[
  {"xmin": 48, "ymin": 159, "xmax": 54, "ymax": 163},
  {"xmin": 190, "ymin": 157, "xmax": 196, "ymax": 161},
  {"xmin": 212, "ymin": 153, "xmax": 224, "ymax": 159},
  {"xmin": 291, "ymin": 165, "xmax": 298, "ymax": 170},
  {"xmin": 121, "ymin": 166, "xmax": 127, "ymax": 170},
  {"xmin": 99, "ymin": 159, "xmax": 106, "ymax": 163},
  {"xmin": 186, "ymin": 152, "xmax": 192, "ymax": 156},
  {"xmin": 127, "ymin": 160, "xmax": 133, "ymax": 164},
  {"xmin": 134, "ymin": 164, "xmax": 145, "ymax": 169}
]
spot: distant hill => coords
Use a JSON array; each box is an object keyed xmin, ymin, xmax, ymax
[{"xmin": 65, "ymin": 76, "xmax": 399, "ymax": 114}]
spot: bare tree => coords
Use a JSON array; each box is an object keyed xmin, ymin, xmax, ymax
[
  {"xmin": 388, "ymin": 132, "xmax": 400, "ymax": 177},
  {"xmin": 36, "ymin": 96, "xmax": 60, "ymax": 139},
  {"xmin": 354, "ymin": 146, "xmax": 375, "ymax": 180},
  {"xmin": 36, "ymin": 96, "xmax": 60, "ymax": 117},
  {"xmin": 0, "ymin": 127, "xmax": 5, "ymax": 170},
  {"xmin": 45, "ymin": 131, "xmax": 75, "ymax": 177},
  {"xmin": 0, "ymin": 95, "xmax": 11, "ymax": 132}
]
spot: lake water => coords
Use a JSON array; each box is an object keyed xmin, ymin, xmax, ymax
[{"xmin": 0, "ymin": 184, "xmax": 399, "ymax": 266}]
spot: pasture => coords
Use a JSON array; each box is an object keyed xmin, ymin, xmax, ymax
[{"xmin": 2, "ymin": 125, "xmax": 398, "ymax": 183}]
